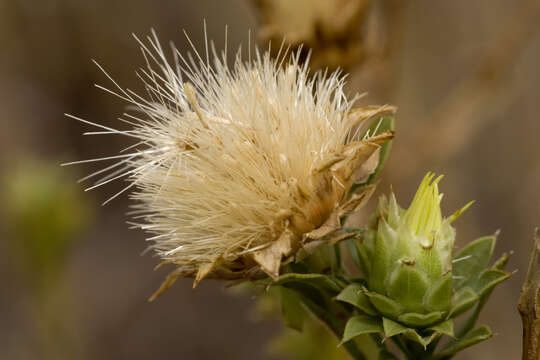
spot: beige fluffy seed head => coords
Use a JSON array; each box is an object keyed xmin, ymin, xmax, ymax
[{"xmin": 70, "ymin": 30, "xmax": 395, "ymax": 299}]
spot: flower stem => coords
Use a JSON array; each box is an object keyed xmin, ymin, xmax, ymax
[{"xmin": 299, "ymin": 296, "xmax": 367, "ymax": 359}]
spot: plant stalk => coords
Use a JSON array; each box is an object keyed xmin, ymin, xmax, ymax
[{"xmin": 519, "ymin": 228, "xmax": 540, "ymax": 360}]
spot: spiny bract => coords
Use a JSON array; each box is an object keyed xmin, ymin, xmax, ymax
[{"xmin": 69, "ymin": 30, "xmax": 395, "ymax": 299}]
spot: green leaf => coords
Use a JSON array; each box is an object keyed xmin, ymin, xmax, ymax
[
  {"xmin": 388, "ymin": 266, "xmax": 429, "ymax": 313},
  {"xmin": 453, "ymin": 254, "xmax": 511, "ymax": 338},
  {"xmin": 448, "ymin": 287, "xmax": 479, "ymax": 318},
  {"xmin": 424, "ymin": 273, "xmax": 452, "ymax": 312},
  {"xmin": 364, "ymin": 291, "xmax": 403, "ymax": 318},
  {"xmin": 273, "ymin": 273, "xmax": 342, "ymax": 293},
  {"xmin": 435, "ymin": 326, "xmax": 493, "ymax": 358},
  {"xmin": 428, "ymin": 319, "xmax": 454, "ymax": 338},
  {"xmin": 381, "ymin": 317, "xmax": 405, "ymax": 338},
  {"xmin": 280, "ymin": 287, "xmax": 305, "ymax": 331},
  {"xmin": 398, "ymin": 311, "xmax": 444, "ymax": 328},
  {"xmin": 453, "ymin": 236, "xmax": 495, "ymax": 290},
  {"xmin": 475, "ymin": 269, "xmax": 511, "ymax": 297},
  {"xmin": 336, "ymin": 284, "xmax": 378, "ymax": 316},
  {"xmin": 365, "ymin": 115, "xmax": 394, "ymax": 185},
  {"xmin": 382, "ymin": 318, "xmax": 438, "ymax": 347},
  {"xmin": 341, "ymin": 315, "xmax": 383, "ymax": 344}
]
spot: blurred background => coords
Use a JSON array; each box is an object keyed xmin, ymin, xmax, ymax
[{"xmin": 0, "ymin": 0, "xmax": 538, "ymax": 359}]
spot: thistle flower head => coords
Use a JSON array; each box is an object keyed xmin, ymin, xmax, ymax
[{"xmin": 69, "ymin": 30, "xmax": 394, "ymax": 298}]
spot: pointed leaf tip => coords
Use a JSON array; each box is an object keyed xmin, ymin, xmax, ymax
[
  {"xmin": 149, "ymin": 268, "xmax": 183, "ymax": 302},
  {"xmin": 382, "ymin": 317, "xmax": 439, "ymax": 347},
  {"xmin": 476, "ymin": 269, "xmax": 511, "ymax": 297},
  {"xmin": 429, "ymin": 319, "xmax": 455, "ymax": 338},
  {"xmin": 436, "ymin": 326, "xmax": 492, "ymax": 358}
]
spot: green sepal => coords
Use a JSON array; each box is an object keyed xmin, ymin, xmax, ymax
[
  {"xmin": 434, "ymin": 325, "xmax": 492, "ymax": 359},
  {"xmin": 388, "ymin": 265, "xmax": 429, "ymax": 314},
  {"xmin": 448, "ymin": 287, "xmax": 479, "ymax": 318},
  {"xmin": 453, "ymin": 236, "xmax": 495, "ymax": 290},
  {"xmin": 364, "ymin": 291, "xmax": 403, "ymax": 318},
  {"xmin": 340, "ymin": 315, "xmax": 383, "ymax": 344},
  {"xmin": 280, "ymin": 287, "xmax": 305, "ymax": 331},
  {"xmin": 398, "ymin": 311, "xmax": 444, "ymax": 328},
  {"xmin": 428, "ymin": 319, "xmax": 454, "ymax": 338},
  {"xmin": 424, "ymin": 273, "xmax": 452, "ymax": 312},
  {"xmin": 272, "ymin": 273, "xmax": 342, "ymax": 294},
  {"xmin": 382, "ymin": 318, "xmax": 438, "ymax": 347},
  {"xmin": 336, "ymin": 284, "xmax": 377, "ymax": 316}
]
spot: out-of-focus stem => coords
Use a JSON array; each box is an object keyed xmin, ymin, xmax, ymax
[{"xmin": 519, "ymin": 228, "xmax": 540, "ymax": 360}]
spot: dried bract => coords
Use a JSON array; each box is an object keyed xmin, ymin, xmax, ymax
[{"xmin": 252, "ymin": 0, "xmax": 371, "ymax": 71}]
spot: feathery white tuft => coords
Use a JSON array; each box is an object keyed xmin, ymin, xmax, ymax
[{"xmin": 67, "ymin": 29, "xmax": 395, "ymax": 297}]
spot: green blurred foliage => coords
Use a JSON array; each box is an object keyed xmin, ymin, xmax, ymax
[
  {"xmin": 269, "ymin": 314, "xmax": 351, "ymax": 360},
  {"xmin": 3, "ymin": 159, "xmax": 93, "ymax": 289},
  {"xmin": 250, "ymin": 285, "xmax": 350, "ymax": 360}
]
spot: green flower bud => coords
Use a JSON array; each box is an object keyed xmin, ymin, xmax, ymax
[
  {"xmin": 338, "ymin": 173, "xmax": 510, "ymax": 351},
  {"xmin": 366, "ymin": 173, "xmax": 472, "ymax": 327}
]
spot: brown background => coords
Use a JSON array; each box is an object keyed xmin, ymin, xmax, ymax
[{"xmin": 0, "ymin": 0, "xmax": 538, "ymax": 359}]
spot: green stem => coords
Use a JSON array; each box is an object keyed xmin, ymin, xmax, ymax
[{"xmin": 300, "ymin": 297, "xmax": 367, "ymax": 359}]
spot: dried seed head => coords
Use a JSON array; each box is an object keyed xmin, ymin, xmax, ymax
[
  {"xmin": 69, "ymin": 30, "xmax": 394, "ymax": 299},
  {"xmin": 253, "ymin": 0, "xmax": 371, "ymax": 71}
]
